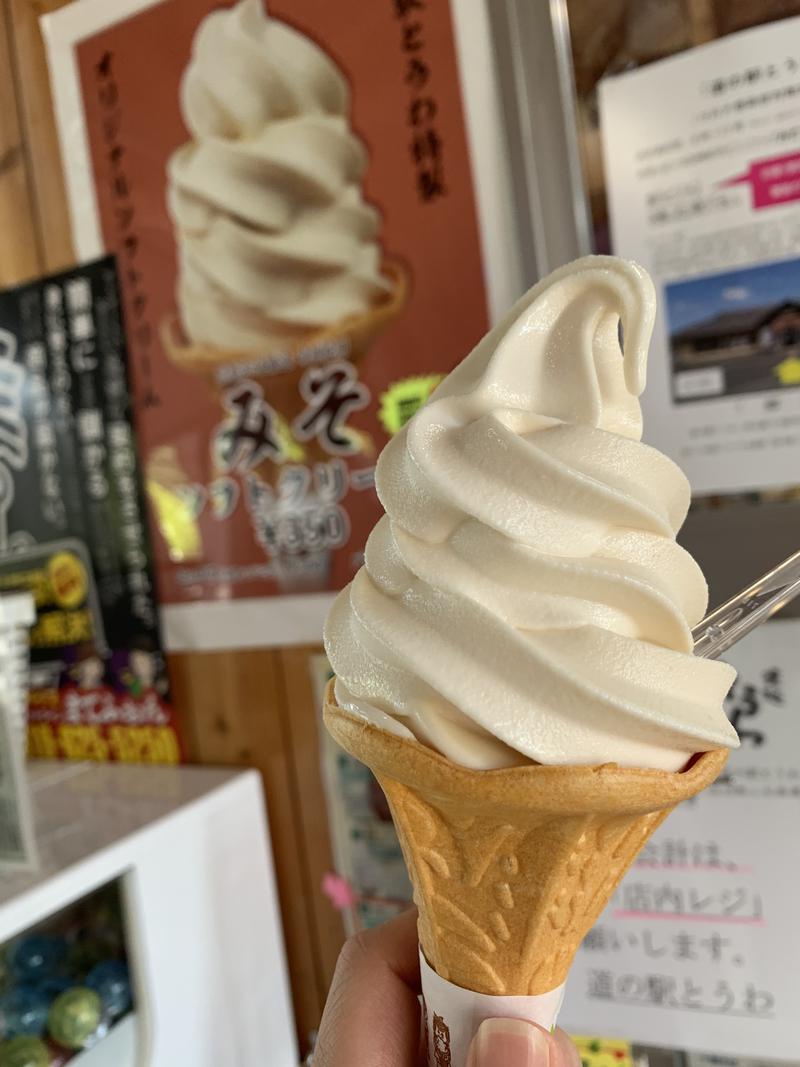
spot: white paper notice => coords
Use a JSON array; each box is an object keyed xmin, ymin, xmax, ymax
[
  {"xmin": 559, "ymin": 619, "xmax": 800, "ymax": 1059},
  {"xmin": 600, "ymin": 18, "xmax": 800, "ymax": 495}
]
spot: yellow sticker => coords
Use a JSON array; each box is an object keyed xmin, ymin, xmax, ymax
[
  {"xmin": 338, "ymin": 426, "xmax": 376, "ymax": 458},
  {"xmin": 274, "ymin": 413, "xmax": 306, "ymax": 462},
  {"xmin": 146, "ymin": 481, "xmax": 202, "ymax": 562},
  {"xmin": 571, "ymin": 1035, "xmax": 634, "ymax": 1067},
  {"xmin": 47, "ymin": 551, "xmax": 88, "ymax": 610},
  {"xmin": 379, "ymin": 374, "xmax": 444, "ymax": 435},
  {"xmin": 775, "ymin": 353, "xmax": 800, "ymax": 386}
]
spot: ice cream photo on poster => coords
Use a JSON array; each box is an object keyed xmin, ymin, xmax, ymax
[
  {"xmin": 323, "ymin": 256, "xmax": 739, "ymax": 1063},
  {"xmin": 159, "ymin": 0, "xmax": 408, "ymax": 591},
  {"xmin": 165, "ymin": 0, "xmax": 403, "ymax": 362}
]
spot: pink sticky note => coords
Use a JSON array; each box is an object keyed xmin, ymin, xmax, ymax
[
  {"xmin": 322, "ymin": 871, "xmax": 358, "ymax": 910},
  {"xmin": 722, "ymin": 151, "xmax": 800, "ymax": 208}
]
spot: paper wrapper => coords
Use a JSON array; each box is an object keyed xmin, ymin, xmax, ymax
[
  {"xmin": 323, "ymin": 683, "xmax": 729, "ymax": 1063},
  {"xmin": 420, "ymin": 951, "xmax": 565, "ymax": 1066}
]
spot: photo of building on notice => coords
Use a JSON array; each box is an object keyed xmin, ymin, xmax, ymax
[{"xmin": 665, "ymin": 258, "xmax": 800, "ymax": 403}]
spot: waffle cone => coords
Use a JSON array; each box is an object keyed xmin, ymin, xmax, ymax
[
  {"xmin": 324, "ymin": 683, "xmax": 728, "ymax": 996},
  {"xmin": 161, "ymin": 259, "xmax": 408, "ymax": 386}
]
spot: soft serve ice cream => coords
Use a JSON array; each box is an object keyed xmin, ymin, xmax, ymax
[
  {"xmin": 167, "ymin": 0, "xmax": 392, "ymax": 353},
  {"xmin": 325, "ymin": 256, "xmax": 739, "ymax": 773}
]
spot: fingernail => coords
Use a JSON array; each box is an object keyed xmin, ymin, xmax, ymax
[
  {"xmin": 467, "ymin": 1018, "xmax": 551, "ymax": 1067},
  {"xmin": 551, "ymin": 1027, "xmax": 583, "ymax": 1067}
]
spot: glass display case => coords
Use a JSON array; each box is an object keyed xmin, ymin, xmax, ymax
[
  {"xmin": 0, "ymin": 880, "xmax": 134, "ymax": 1066},
  {"xmin": 0, "ymin": 761, "xmax": 297, "ymax": 1067}
]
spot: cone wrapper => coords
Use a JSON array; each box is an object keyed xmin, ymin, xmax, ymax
[
  {"xmin": 420, "ymin": 950, "xmax": 565, "ymax": 1066},
  {"xmin": 324, "ymin": 682, "xmax": 729, "ymax": 1061}
]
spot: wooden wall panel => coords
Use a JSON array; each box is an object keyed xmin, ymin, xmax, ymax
[
  {"xmin": 5, "ymin": 0, "xmax": 74, "ymax": 273},
  {"xmin": 686, "ymin": 0, "xmax": 718, "ymax": 44},
  {"xmin": 0, "ymin": 2, "xmax": 41, "ymax": 283},
  {"xmin": 276, "ymin": 646, "xmax": 346, "ymax": 993}
]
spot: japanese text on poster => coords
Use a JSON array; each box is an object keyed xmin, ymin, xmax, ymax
[
  {"xmin": 0, "ymin": 257, "xmax": 181, "ymax": 763},
  {"xmin": 561, "ymin": 620, "xmax": 800, "ymax": 1059},
  {"xmin": 600, "ymin": 18, "xmax": 800, "ymax": 494}
]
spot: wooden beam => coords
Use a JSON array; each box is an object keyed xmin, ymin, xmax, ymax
[
  {"xmin": 0, "ymin": 0, "xmax": 41, "ymax": 284},
  {"xmin": 686, "ymin": 0, "xmax": 718, "ymax": 45},
  {"xmin": 6, "ymin": 0, "xmax": 74, "ymax": 273},
  {"xmin": 276, "ymin": 645, "xmax": 346, "ymax": 995}
]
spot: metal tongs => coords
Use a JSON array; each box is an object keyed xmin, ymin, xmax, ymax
[{"xmin": 693, "ymin": 547, "xmax": 800, "ymax": 659}]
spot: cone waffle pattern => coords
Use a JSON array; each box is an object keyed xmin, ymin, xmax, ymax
[{"xmin": 324, "ymin": 682, "xmax": 728, "ymax": 996}]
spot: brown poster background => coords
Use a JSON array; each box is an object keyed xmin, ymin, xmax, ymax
[{"xmin": 76, "ymin": 0, "xmax": 488, "ymax": 606}]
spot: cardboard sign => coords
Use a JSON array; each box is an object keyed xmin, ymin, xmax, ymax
[{"xmin": 43, "ymin": 0, "xmax": 517, "ymax": 648}]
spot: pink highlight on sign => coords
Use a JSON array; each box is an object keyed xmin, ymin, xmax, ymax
[
  {"xmin": 722, "ymin": 151, "xmax": 800, "ymax": 208},
  {"xmin": 613, "ymin": 910, "xmax": 765, "ymax": 926},
  {"xmin": 634, "ymin": 862, "xmax": 755, "ymax": 874}
]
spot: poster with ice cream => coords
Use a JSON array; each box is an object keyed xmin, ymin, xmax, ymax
[{"xmin": 42, "ymin": 0, "xmax": 516, "ymax": 648}]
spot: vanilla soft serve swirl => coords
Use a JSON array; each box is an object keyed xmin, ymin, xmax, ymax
[
  {"xmin": 325, "ymin": 257, "xmax": 739, "ymax": 772},
  {"xmin": 167, "ymin": 0, "xmax": 391, "ymax": 352}
]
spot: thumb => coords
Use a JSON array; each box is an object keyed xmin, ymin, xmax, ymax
[{"xmin": 466, "ymin": 1020, "xmax": 581, "ymax": 1067}]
